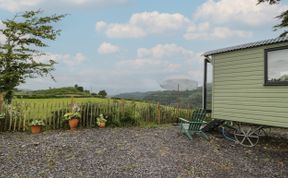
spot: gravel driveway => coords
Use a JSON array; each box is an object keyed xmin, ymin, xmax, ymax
[{"xmin": 0, "ymin": 126, "xmax": 287, "ymax": 178}]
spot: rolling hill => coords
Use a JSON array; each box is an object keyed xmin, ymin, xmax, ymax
[{"xmin": 114, "ymin": 84, "xmax": 212, "ymax": 109}]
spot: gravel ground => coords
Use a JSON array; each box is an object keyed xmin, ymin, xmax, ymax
[{"xmin": 0, "ymin": 126, "xmax": 287, "ymax": 178}]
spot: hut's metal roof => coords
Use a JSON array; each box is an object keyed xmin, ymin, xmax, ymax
[{"xmin": 203, "ymin": 36, "xmax": 288, "ymax": 56}]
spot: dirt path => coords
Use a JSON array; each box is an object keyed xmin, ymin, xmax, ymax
[{"xmin": 0, "ymin": 126, "xmax": 287, "ymax": 178}]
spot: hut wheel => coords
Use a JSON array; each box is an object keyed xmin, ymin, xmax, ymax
[{"xmin": 233, "ymin": 125, "xmax": 260, "ymax": 147}]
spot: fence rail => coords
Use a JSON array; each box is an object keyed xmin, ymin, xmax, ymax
[{"xmin": 0, "ymin": 99, "xmax": 193, "ymax": 132}]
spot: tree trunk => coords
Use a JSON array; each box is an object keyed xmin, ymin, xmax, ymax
[{"xmin": 4, "ymin": 90, "xmax": 13, "ymax": 104}]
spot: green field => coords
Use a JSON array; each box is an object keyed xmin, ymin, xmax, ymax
[
  {"xmin": 14, "ymin": 97, "xmax": 149, "ymax": 106},
  {"xmin": 15, "ymin": 97, "xmax": 111, "ymax": 105}
]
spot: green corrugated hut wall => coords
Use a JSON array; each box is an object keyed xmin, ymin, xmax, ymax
[{"xmin": 211, "ymin": 42, "xmax": 288, "ymax": 128}]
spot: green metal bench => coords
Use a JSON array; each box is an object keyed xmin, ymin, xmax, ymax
[{"xmin": 178, "ymin": 109, "xmax": 208, "ymax": 140}]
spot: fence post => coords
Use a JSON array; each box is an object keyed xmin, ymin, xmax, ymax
[
  {"xmin": 156, "ymin": 102, "xmax": 161, "ymax": 124},
  {"xmin": 120, "ymin": 99, "xmax": 125, "ymax": 118},
  {"xmin": 0, "ymin": 93, "xmax": 3, "ymax": 112},
  {"xmin": 0, "ymin": 93, "xmax": 3, "ymax": 132}
]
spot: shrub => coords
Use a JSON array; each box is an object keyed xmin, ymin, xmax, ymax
[{"xmin": 118, "ymin": 104, "xmax": 141, "ymax": 127}]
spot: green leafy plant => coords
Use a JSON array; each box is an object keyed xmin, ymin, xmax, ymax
[
  {"xmin": 29, "ymin": 119, "xmax": 45, "ymax": 126},
  {"xmin": 63, "ymin": 103, "xmax": 81, "ymax": 121},
  {"xmin": 96, "ymin": 114, "xmax": 107, "ymax": 125},
  {"xmin": 63, "ymin": 112, "xmax": 81, "ymax": 121},
  {"xmin": 7, "ymin": 102, "xmax": 29, "ymax": 121},
  {"xmin": 0, "ymin": 113, "xmax": 5, "ymax": 119}
]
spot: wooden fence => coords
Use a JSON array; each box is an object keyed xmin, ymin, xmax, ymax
[{"xmin": 0, "ymin": 99, "xmax": 193, "ymax": 132}]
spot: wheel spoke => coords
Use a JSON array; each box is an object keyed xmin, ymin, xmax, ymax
[
  {"xmin": 246, "ymin": 128, "xmax": 251, "ymax": 134},
  {"xmin": 240, "ymin": 128, "xmax": 246, "ymax": 136},
  {"xmin": 248, "ymin": 135, "xmax": 259, "ymax": 138},
  {"xmin": 249, "ymin": 126, "xmax": 261, "ymax": 136},
  {"xmin": 247, "ymin": 137, "xmax": 254, "ymax": 147},
  {"xmin": 234, "ymin": 133, "xmax": 245, "ymax": 137},
  {"xmin": 240, "ymin": 136, "xmax": 246, "ymax": 144}
]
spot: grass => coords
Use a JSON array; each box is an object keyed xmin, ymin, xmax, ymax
[
  {"xmin": 14, "ymin": 97, "xmax": 151, "ymax": 106},
  {"xmin": 15, "ymin": 97, "xmax": 111, "ymax": 104}
]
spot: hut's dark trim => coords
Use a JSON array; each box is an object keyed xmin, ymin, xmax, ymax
[{"xmin": 202, "ymin": 58, "xmax": 209, "ymax": 110}]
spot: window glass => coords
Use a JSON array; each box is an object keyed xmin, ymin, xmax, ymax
[{"xmin": 267, "ymin": 48, "xmax": 288, "ymax": 83}]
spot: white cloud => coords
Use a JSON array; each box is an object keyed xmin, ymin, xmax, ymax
[
  {"xmin": 105, "ymin": 24, "xmax": 146, "ymax": 39},
  {"xmin": 136, "ymin": 43, "xmax": 196, "ymax": 60},
  {"xmin": 117, "ymin": 44, "xmax": 202, "ymax": 80},
  {"xmin": 63, "ymin": 52, "xmax": 86, "ymax": 66},
  {"xmin": 96, "ymin": 21, "xmax": 107, "ymax": 31},
  {"xmin": 0, "ymin": 0, "xmax": 43, "ymax": 12},
  {"xmin": 129, "ymin": 11, "xmax": 190, "ymax": 33},
  {"xmin": 0, "ymin": 21, "xmax": 6, "ymax": 44},
  {"xmin": 96, "ymin": 10, "xmax": 254, "ymax": 40},
  {"xmin": 0, "ymin": 21, "xmax": 5, "ymax": 29},
  {"xmin": 98, "ymin": 42, "xmax": 120, "ymax": 54},
  {"xmin": 0, "ymin": 34, "xmax": 5, "ymax": 44},
  {"xmin": 96, "ymin": 11, "xmax": 189, "ymax": 39},
  {"xmin": 184, "ymin": 24, "xmax": 252, "ymax": 40},
  {"xmin": 0, "ymin": 0, "xmax": 128, "ymax": 12},
  {"xmin": 35, "ymin": 52, "xmax": 86, "ymax": 66},
  {"xmin": 194, "ymin": 0, "xmax": 287, "ymax": 26}
]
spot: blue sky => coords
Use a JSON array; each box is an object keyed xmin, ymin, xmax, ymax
[{"xmin": 0, "ymin": 0, "xmax": 287, "ymax": 95}]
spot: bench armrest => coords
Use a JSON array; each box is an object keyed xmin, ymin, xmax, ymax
[
  {"xmin": 178, "ymin": 117, "xmax": 207, "ymax": 124},
  {"xmin": 178, "ymin": 117, "xmax": 190, "ymax": 123}
]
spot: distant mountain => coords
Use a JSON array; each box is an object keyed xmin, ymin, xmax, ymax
[
  {"xmin": 113, "ymin": 92, "xmax": 152, "ymax": 100},
  {"xmin": 160, "ymin": 79, "xmax": 198, "ymax": 91},
  {"xmin": 114, "ymin": 84, "xmax": 212, "ymax": 109}
]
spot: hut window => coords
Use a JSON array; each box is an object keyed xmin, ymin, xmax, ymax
[{"xmin": 265, "ymin": 46, "xmax": 288, "ymax": 86}]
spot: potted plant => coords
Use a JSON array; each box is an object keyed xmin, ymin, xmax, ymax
[
  {"xmin": 96, "ymin": 114, "xmax": 107, "ymax": 128},
  {"xmin": 29, "ymin": 119, "xmax": 45, "ymax": 134},
  {"xmin": 64, "ymin": 112, "xmax": 81, "ymax": 130},
  {"xmin": 64, "ymin": 103, "xmax": 81, "ymax": 130}
]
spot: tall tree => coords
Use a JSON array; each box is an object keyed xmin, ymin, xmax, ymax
[
  {"xmin": 258, "ymin": 0, "xmax": 288, "ymax": 37},
  {"xmin": 0, "ymin": 10, "xmax": 65, "ymax": 103},
  {"xmin": 98, "ymin": 90, "xmax": 107, "ymax": 98}
]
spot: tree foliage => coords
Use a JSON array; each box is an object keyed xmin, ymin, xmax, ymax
[
  {"xmin": 98, "ymin": 90, "xmax": 107, "ymax": 98},
  {"xmin": 0, "ymin": 10, "xmax": 65, "ymax": 103},
  {"xmin": 74, "ymin": 84, "xmax": 84, "ymax": 92},
  {"xmin": 258, "ymin": 0, "xmax": 288, "ymax": 37}
]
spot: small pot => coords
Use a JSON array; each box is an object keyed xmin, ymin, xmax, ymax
[
  {"xmin": 98, "ymin": 122, "xmax": 106, "ymax": 128},
  {"xmin": 31, "ymin": 125, "xmax": 42, "ymax": 134},
  {"xmin": 69, "ymin": 118, "xmax": 79, "ymax": 130}
]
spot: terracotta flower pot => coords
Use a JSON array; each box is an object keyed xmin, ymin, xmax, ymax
[
  {"xmin": 31, "ymin": 125, "xmax": 42, "ymax": 134},
  {"xmin": 98, "ymin": 122, "xmax": 105, "ymax": 128},
  {"xmin": 69, "ymin": 118, "xmax": 79, "ymax": 130}
]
